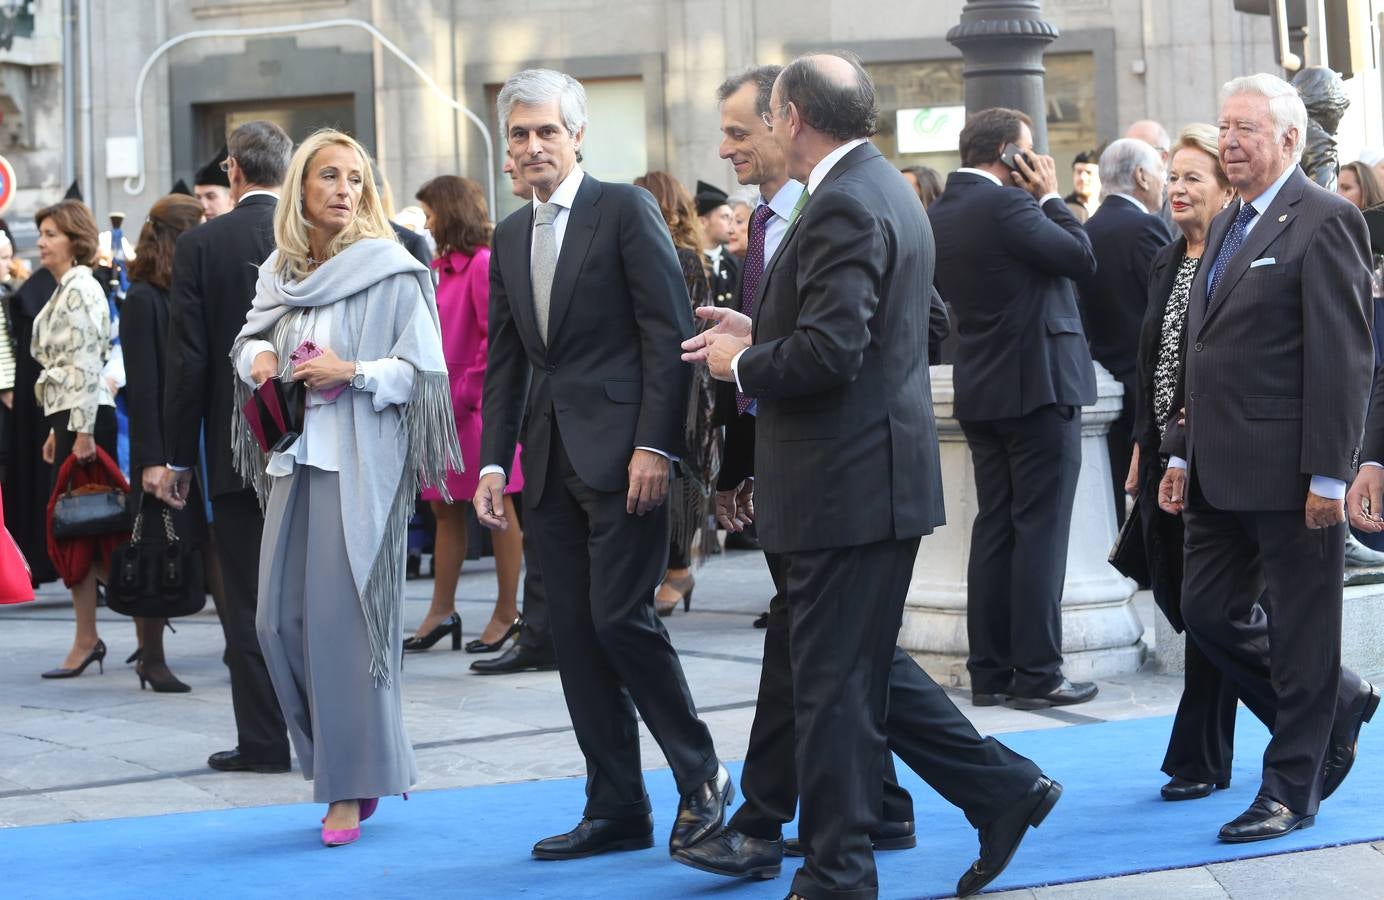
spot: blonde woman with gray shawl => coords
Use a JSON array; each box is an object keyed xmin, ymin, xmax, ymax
[{"xmin": 229, "ymin": 130, "xmax": 461, "ymax": 847}]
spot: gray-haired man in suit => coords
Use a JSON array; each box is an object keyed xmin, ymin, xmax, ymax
[{"xmin": 1159, "ymin": 73, "xmax": 1378, "ymax": 843}]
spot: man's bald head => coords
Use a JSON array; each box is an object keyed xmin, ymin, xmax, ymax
[
  {"xmin": 773, "ymin": 50, "xmax": 878, "ymax": 141},
  {"xmin": 1125, "ymin": 119, "xmax": 1171, "ymax": 163}
]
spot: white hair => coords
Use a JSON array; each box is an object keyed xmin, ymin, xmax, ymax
[
  {"xmin": 496, "ymin": 69, "xmax": 588, "ymax": 139},
  {"xmin": 1098, "ymin": 138, "xmax": 1163, "ymax": 198},
  {"xmin": 1220, "ymin": 73, "xmax": 1307, "ymax": 162}
]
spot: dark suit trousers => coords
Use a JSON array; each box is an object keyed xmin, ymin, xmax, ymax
[
  {"xmin": 213, "ymin": 489, "xmax": 288, "ymax": 762},
  {"xmin": 960, "ymin": 404, "xmax": 1082, "ymax": 696},
  {"xmin": 1106, "ymin": 370, "xmax": 1137, "ymax": 528},
  {"xmin": 512, "ymin": 502, "xmax": 554, "ymax": 658},
  {"xmin": 783, "ymin": 537, "xmax": 1040, "ymax": 900},
  {"xmin": 1181, "ymin": 471, "xmax": 1359, "ymax": 814},
  {"xmin": 1161, "ymin": 634, "xmax": 1244, "ymax": 784},
  {"xmin": 528, "ymin": 428, "xmax": 718, "ymax": 818},
  {"xmin": 730, "ymin": 552, "xmax": 914, "ymax": 841}
]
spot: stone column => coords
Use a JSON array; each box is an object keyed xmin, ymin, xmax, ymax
[
  {"xmin": 946, "ymin": 1, "xmax": 1060, "ymax": 152},
  {"xmin": 901, "ymin": 364, "xmax": 1147, "ymax": 687}
]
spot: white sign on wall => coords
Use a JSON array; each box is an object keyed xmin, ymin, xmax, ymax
[{"xmin": 896, "ymin": 105, "xmax": 966, "ymax": 155}]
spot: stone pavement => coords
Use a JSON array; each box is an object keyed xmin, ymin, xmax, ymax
[{"xmin": 1, "ymin": 546, "xmax": 1381, "ymax": 898}]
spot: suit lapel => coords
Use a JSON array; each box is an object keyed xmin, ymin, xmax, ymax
[
  {"xmin": 500, "ymin": 206, "xmax": 539, "ymax": 345},
  {"xmin": 1202, "ymin": 169, "xmax": 1305, "ymax": 330},
  {"xmin": 752, "ymin": 205, "xmax": 809, "ymax": 342},
  {"xmin": 1188, "ymin": 205, "xmax": 1234, "ymax": 339}
]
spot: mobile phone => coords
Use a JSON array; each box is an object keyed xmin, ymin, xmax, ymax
[{"xmin": 999, "ymin": 142, "xmax": 1029, "ymax": 172}]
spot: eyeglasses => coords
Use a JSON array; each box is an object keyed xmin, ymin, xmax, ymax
[
  {"xmin": 759, "ymin": 111, "xmax": 773, "ymax": 130},
  {"xmin": 219, "ymin": 158, "xmax": 233, "ymax": 173}
]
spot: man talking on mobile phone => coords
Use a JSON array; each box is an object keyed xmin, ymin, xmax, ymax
[{"xmin": 926, "ymin": 108, "xmax": 1101, "ymax": 710}]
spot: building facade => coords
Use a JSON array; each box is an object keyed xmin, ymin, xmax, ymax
[{"xmin": 0, "ymin": 0, "xmax": 1378, "ymax": 244}]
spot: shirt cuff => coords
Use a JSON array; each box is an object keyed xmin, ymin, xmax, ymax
[
  {"xmin": 236, "ymin": 339, "xmax": 277, "ymax": 387},
  {"xmin": 1363, "ymin": 461, "xmax": 1384, "ymax": 470},
  {"xmin": 167, "ymin": 463, "xmax": 190, "ymax": 472},
  {"xmin": 1168, "ymin": 456, "xmax": 1187, "ymax": 470},
  {"xmin": 479, "ymin": 464, "xmax": 506, "ymax": 483},
  {"xmin": 731, "ymin": 348, "xmax": 748, "ymax": 393},
  {"xmin": 357, "ymin": 357, "xmax": 415, "ymax": 409},
  {"xmin": 1309, "ymin": 475, "xmax": 1347, "ymax": 500},
  {"xmin": 1039, "ymin": 192, "xmax": 1063, "ymax": 206},
  {"xmin": 636, "ymin": 446, "xmax": 680, "ymax": 463}
]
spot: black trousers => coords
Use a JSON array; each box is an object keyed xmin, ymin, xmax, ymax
[
  {"xmin": 213, "ymin": 489, "xmax": 289, "ymax": 763},
  {"xmin": 730, "ymin": 552, "xmax": 914, "ymax": 841},
  {"xmin": 511, "ymin": 500, "xmax": 554, "ymax": 658},
  {"xmin": 1106, "ymin": 370, "xmax": 1137, "ymax": 528},
  {"xmin": 960, "ymin": 404, "xmax": 1081, "ymax": 696},
  {"xmin": 1181, "ymin": 470, "xmax": 1359, "ymax": 814},
  {"xmin": 528, "ymin": 429, "xmax": 717, "ymax": 818},
  {"xmin": 780, "ymin": 537, "xmax": 1040, "ymax": 900}
]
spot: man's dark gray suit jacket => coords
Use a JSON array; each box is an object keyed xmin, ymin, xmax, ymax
[
  {"xmin": 481, "ymin": 173, "xmax": 693, "ymax": 505},
  {"xmin": 736, "ymin": 142, "xmax": 946, "ymax": 554},
  {"xmin": 1161, "ymin": 166, "xmax": 1372, "ymax": 511}
]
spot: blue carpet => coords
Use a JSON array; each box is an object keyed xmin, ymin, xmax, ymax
[{"xmin": 3, "ymin": 713, "xmax": 1382, "ymax": 898}]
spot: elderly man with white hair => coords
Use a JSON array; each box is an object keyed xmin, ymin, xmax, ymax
[
  {"xmin": 1075, "ymin": 138, "xmax": 1171, "ymax": 527},
  {"xmin": 1158, "ymin": 72, "xmax": 1379, "ymax": 843}
]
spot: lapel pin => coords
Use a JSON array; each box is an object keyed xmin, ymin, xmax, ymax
[{"xmin": 1278, "ymin": 214, "xmax": 1287, "ymax": 222}]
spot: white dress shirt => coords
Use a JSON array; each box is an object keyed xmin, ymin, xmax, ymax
[
  {"xmin": 480, "ymin": 165, "xmax": 670, "ymax": 484},
  {"xmin": 236, "ymin": 304, "xmax": 415, "ymax": 476},
  {"xmin": 1167, "ymin": 162, "xmax": 1344, "ymax": 500},
  {"xmin": 1108, "ymin": 192, "xmax": 1149, "ymax": 215},
  {"xmin": 955, "ymin": 166, "xmax": 1062, "ymax": 207}
]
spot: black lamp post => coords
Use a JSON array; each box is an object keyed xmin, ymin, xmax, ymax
[{"xmin": 946, "ymin": 1, "xmax": 1059, "ymax": 152}]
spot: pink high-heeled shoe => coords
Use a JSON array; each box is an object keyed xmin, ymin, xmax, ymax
[{"xmin": 320, "ymin": 798, "xmax": 379, "ymax": 846}]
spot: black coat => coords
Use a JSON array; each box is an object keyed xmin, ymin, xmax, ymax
[
  {"xmin": 392, "ymin": 222, "xmax": 432, "ymax": 268},
  {"xmin": 737, "ymin": 143, "xmax": 945, "ymax": 553},
  {"xmin": 481, "ymin": 174, "xmax": 693, "ymax": 504},
  {"xmin": 1132, "ymin": 236, "xmax": 1195, "ymax": 630},
  {"xmin": 1, "ymin": 268, "xmax": 58, "ymax": 582},
  {"xmin": 163, "ymin": 194, "xmax": 277, "ymax": 497},
  {"xmin": 1077, "ymin": 194, "xmax": 1173, "ymax": 379},
  {"xmin": 927, "ymin": 172, "xmax": 1097, "ymax": 420}
]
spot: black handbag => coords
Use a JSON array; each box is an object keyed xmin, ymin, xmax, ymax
[
  {"xmin": 51, "ymin": 482, "xmax": 132, "ymax": 539},
  {"xmin": 1108, "ymin": 494, "xmax": 1150, "ymax": 584},
  {"xmin": 106, "ymin": 496, "xmax": 207, "ymax": 619}
]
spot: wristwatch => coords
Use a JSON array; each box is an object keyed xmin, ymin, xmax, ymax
[{"xmin": 351, "ymin": 362, "xmax": 367, "ymax": 391}]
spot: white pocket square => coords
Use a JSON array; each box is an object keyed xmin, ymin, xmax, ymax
[{"xmin": 1249, "ymin": 257, "xmax": 1276, "ymax": 268}]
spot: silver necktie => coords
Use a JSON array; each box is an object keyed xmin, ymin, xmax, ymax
[{"xmin": 532, "ymin": 202, "xmax": 560, "ymax": 343}]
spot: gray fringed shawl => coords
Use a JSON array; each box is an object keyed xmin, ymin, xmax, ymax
[{"xmin": 229, "ymin": 238, "xmax": 463, "ymax": 687}]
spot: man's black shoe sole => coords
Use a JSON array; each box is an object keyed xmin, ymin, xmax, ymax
[
  {"xmin": 532, "ymin": 834, "xmax": 654, "ymax": 859},
  {"xmin": 672, "ymin": 851, "xmax": 781, "ymax": 879}
]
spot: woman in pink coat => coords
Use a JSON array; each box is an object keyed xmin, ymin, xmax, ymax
[{"xmin": 405, "ymin": 176, "xmax": 525, "ymax": 653}]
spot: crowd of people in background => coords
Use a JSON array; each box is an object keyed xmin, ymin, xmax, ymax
[{"xmin": 2, "ymin": 48, "xmax": 1383, "ymax": 900}]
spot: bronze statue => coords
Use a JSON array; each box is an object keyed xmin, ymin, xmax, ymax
[{"xmin": 1292, "ymin": 66, "xmax": 1349, "ymax": 191}]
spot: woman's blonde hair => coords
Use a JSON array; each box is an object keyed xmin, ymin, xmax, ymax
[
  {"xmin": 1174, "ymin": 123, "xmax": 1230, "ymax": 189},
  {"xmin": 274, "ymin": 129, "xmax": 395, "ymax": 281}
]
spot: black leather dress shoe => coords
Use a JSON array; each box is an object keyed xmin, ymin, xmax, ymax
[
  {"xmin": 670, "ymin": 765, "xmax": 734, "ymax": 853},
  {"xmin": 972, "ymin": 692, "xmax": 1008, "ymax": 707},
  {"xmin": 532, "ymin": 815, "xmax": 655, "ymax": 859},
  {"xmin": 1160, "ymin": 775, "xmax": 1229, "ymax": 801},
  {"xmin": 1323, "ymin": 679, "xmax": 1379, "ymax": 800},
  {"xmin": 469, "ymin": 644, "xmax": 558, "ymax": 675},
  {"xmin": 784, "ymin": 818, "xmax": 916, "ymax": 856},
  {"xmin": 1006, "ymin": 679, "xmax": 1098, "ymax": 710},
  {"xmin": 207, "ymin": 748, "xmax": 290, "ymax": 773},
  {"xmin": 1218, "ymin": 795, "xmax": 1314, "ymax": 843},
  {"xmin": 956, "ymin": 775, "xmax": 1062, "ymax": 898},
  {"xmin": 724, "ymin": 528, "xmax": 761, "ymax": 551},
  {"xmin": 673, "ymin": 827, "xmax": 783, "ymax": 879}
]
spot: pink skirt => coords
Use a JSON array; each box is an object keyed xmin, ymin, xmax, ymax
[{"xmin": 421, "ymin": 402, "xmax": 523, "ymax": 502}]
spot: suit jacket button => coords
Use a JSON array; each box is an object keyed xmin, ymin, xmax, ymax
[
  {"xmin": 545, "ymin": 364, "xmax": 556, "ymax": 374},
  {"xmin": 1193, "ymin": 342, "xmax": 1204, "ymax": 352}
]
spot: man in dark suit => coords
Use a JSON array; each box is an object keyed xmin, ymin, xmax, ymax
[
  {"xmin": 679, "ymin": 55, "xmax": 1059, "ymax": 900},
  {"xmin": 927, "ymin": 107, "xmax": 1100, "ymax": 710},
  {"xmin": 156, "ymin": 121, "xmax": 293, "ymax": 774},
  {"xmin": 1076, "ymin": 137, "xmax": 1172, "ymax": 526},
  {"xmin": 696, "ymin": 180, "xmax": 741, "ymax": 308},
  {"xmin": 473, "ymin": 69, "xmax": 729, "ymax": 861},
  {"xmin": 1160, "ymin": 73, "xmax": 1378, "ymax": 842}
]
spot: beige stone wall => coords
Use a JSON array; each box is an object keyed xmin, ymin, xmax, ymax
[{"xmin": 1, "ymin": 0, "xmax": 1370, "ymax": 240}]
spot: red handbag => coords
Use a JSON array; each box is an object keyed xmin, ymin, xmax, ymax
[{"xmin": 0, "ymin": 483, "xmax": 35, "ymax": 604}]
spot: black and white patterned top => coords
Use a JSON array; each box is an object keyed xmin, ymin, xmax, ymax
[{"xmin": 1153, "ymin": 255, "xmax": 1201, "ymax": 433}]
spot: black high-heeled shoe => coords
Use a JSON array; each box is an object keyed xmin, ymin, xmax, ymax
[
  {"xmin": 42, "ymin": 639, "xmax": 107, "ymax": 679},
  {"xmin": 137, "ymin": 662, "xmax": 191, "ymax": 693},
  {"xmin": 465, "ymin": 615, "xmax": 524, "ymax": 654},
  {"xmin": 403, "ymin": 613, "xmax": 462, "ymax": 652}
]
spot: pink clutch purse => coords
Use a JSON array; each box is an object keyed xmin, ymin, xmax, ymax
[{"xmin": 290, "ymin": 340, "xmax": 348, "ymax": 402}]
